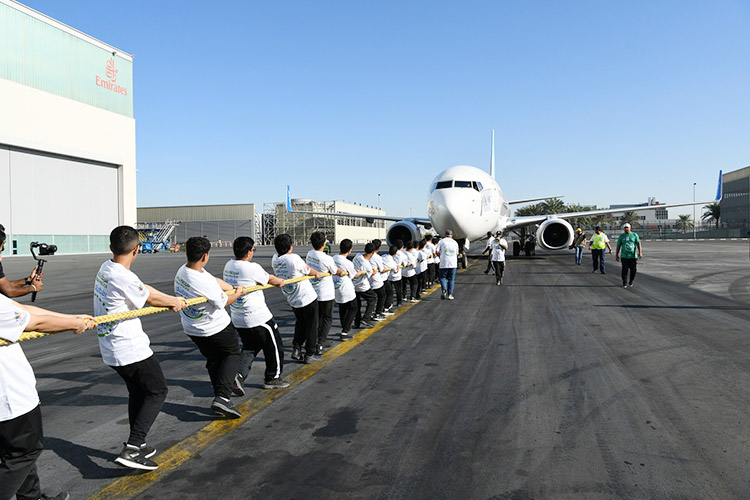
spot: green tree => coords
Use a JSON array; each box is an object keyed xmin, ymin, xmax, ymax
[
  {"xmin": 539, "ymin": 198, "xmax": 566, "ymax": 214},
  {"xmin": 514, "ymin": 203, "xmax": 545, "ymax": 217},
  {"xmin": 701, "ymin": 202, "xmax": 720, "ymax": 228},
  {"xmin": 675, "ymin": 214, "xmax": 694, "ymax": 233},
  {"xmin": 619, "ymin": 211, "xmax": 641, "ymax": 228}
]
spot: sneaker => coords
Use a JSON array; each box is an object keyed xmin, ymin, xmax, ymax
[
  {"xmin": 316, "ymin": 344, "xmax": 324, "ymax": 355},
  {"xmin": 291, "ymin": 344, "xmax": 303, "ymax": 361},
  {"xmin": 211, "ymin": 396, "xmax": 242, "ymax": 419},
  {"xmin": 383, "ymin": 311, "xmax": 395, "ymax": 316},
  {"xmin": 441, "ymin": 290, "xmax": 446, "ymax": 300},
  {"xmin": 263, "ymin": 377, "xmax": 291, "ymax": 389},
  {"xmin": 114, "ymin": 443, "xmax": 158, "ymax": 470},
  {"xmin": 360, "ymin": 320, "xmax": 375, "ymax": 329},
  {"xmin": 139, "ymin": 443, "xmax": 157, "ymax": 459},
  {"xmin": 409, "ymin": 298, "xmax": 419, "ymax": 303},
  {"xmin": 623, "ymin": 284, "xmax": 628, "ymax": 288},
  {"xmin": 592, "ymin": 269, "xmax": 597, "ymax": 273},
  {"xmin": 304, "ymin": 353, "xmax": 323, "ymax": 364},
  {"xmin": 496, "ymin": 280, "xmax": 501, "ymax": 286},
  {"xmin": 483, "ymin": 270, "xmax": 489, "ymax": 274},
  {"xmin": 628, "ymin": 282, "xmax": 634, "ymax": 288},
  {"xmin": 447, "ymin": 294, "xmax": 454, "ymax": 300},
  {"xmin": 373, "ymin": 314, "xmax": 386, "ymax": 321},
  {"xmin": 340, "ymin": 331, "xmax": 351, "ymax": 341},
  {"xmin": 601, "ymin": 271, "xmax": 606, "ymax": 275},
  {"xmin": 41, "ymin": 493, "xmax": 71, "ymax": 500},
  {"xmin": 232, "ymin": 373, "xmax": 246, "ymax": 397}
]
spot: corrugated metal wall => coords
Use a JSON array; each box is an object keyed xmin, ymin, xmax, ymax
[
  {"xmin": 0, "ymin": 2, "xmax": 134, "ymax": 117},
  {"xmin": 138, "ymin": 204, "xmax": 254, "ymax": 222}
]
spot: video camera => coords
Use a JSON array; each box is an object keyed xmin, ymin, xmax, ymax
[{"xmin": 26, "ymin": 241, "xmax": 57, "ymax": 302}]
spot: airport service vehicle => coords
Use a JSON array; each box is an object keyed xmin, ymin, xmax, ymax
[{"xmin": 288, "ymin": 133, "xmax": 722, "ymax": 256}]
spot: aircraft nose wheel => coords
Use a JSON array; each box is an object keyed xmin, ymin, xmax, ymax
[{"xmin": 460, "ymin": 252, "xmax": 468, "ymax": 269}]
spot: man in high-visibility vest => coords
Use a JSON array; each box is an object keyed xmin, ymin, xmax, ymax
[{"xmin": 588, "ymin": 226, "xmax": 613, "ymax": 274}]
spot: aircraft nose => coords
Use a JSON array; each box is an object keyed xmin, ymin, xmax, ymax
[{"xmin": 429, "ymin": 190, "xmax": 470, "ymax": 238}]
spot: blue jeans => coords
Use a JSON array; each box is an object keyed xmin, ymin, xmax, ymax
[
  {"xmin": 591, "ymin": 249, "xmax": 605, "ymax": 272},
  {"xmin": 439, "ymin": 267, "xmax": 456, "ymax": 295},
  {"xmin": 574, "ymin": 246, "xmax": 583, "ymax": 264}
]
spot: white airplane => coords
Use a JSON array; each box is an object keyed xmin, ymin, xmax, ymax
[{"xmin": 288, "ymin": 132, "xmax": 722, "ymax": 257}]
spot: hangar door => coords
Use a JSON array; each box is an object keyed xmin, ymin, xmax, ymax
[{"xmin": 1, "ymin": 145, "xmax": 120, "ymax": 254}]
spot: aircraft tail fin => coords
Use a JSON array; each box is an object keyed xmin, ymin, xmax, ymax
[
  {"xmin": 715, "ymin": 170, "xmax": 723, "ymax": 202},
  {"xmin": 490, "ymin": 129, "xmax": 495, "ymax": 179},
  {"xmin": 286, "ymin": 185, "xmax": 292, "ymax": 211}
]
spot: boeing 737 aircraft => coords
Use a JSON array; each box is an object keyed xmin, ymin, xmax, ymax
[{"xmin": 288, "ymin": 132, "xmax": 722, "ymax": 257}]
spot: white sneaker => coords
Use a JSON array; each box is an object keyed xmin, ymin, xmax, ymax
[{"xmin": 447, "ymin": 294, "xmax": 454, "ymax": 300}]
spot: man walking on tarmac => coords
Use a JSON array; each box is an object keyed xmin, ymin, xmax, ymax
[
  {"xmin": 616, "ymin": 223, "xmax": 643, "ymax": 288},
  {"xmin": 436, "ymin": 229, "xmax": 459, "ymax": 300},
  {"xmin": 588, "ymin": 226, "xmax": 613, "ymax": 274},
  {"xmin": 569, "ymin": 228, "xmax": 587, "ymax": 265}
]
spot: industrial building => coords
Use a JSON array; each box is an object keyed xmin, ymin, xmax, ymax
[
  {"xmin": 137, "ymin": 204, "xmax": 256, "ymax": 244},
  {"xmin": 721, "ymin": 167, "xmax": 750, "ymax": 228},
  {"xmin": 0, "ymin": 0, "xmax": 136, "ymax": 255}
]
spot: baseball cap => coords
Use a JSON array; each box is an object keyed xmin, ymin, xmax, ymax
[
  {"xmin": 445, "ymin": 229, "xmax": 453, "ymax": 236},
  {"xmin": 623, "ymin": 223, "xmax": 631, "ymax": 229},
  {"xmin": 576, "ymin": 228, "xmax": 582, "ymax": 232}
]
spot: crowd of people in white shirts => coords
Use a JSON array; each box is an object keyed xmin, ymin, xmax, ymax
[{"xmin": 0, "ymin": 225, "xmax": 464, "ymax": 499}]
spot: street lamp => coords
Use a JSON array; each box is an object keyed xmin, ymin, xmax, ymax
[{"xmin": 693, "ymin": 183, "xmax": 697, "ymax": 240}]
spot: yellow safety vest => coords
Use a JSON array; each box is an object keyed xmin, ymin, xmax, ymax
[{"xmin": 591, "ymin": 233, "xmax": 607, "ymax": 250}]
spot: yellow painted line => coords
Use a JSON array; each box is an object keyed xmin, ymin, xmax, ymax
[{"xmin": 89, "ymin": 266, "xmax": 475, "ymax": 500}]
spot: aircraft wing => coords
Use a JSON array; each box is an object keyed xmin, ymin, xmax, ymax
[
  {"xmin": 285, "ymin": 186, "xmax": 430, "ymax": 225},
  {"xmin": 504, "ymin": 170, "xmax": 723, "ymax": 231},
  {"xmin": 508, "ymin": 195, "xmax": 564, "ymax": 205}
]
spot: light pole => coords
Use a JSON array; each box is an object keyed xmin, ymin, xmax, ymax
[
  {"xmin": 693, "ymin": 183, "xmax": 697, "ymax": 240},
  {"xmin": 377, "ymin": 193, "xmax": 382, "ymax": 237}
]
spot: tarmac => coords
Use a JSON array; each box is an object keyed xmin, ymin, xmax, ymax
[{"xmin": 2, "ymin": 240, "xmax": 750, "ymax": 499}]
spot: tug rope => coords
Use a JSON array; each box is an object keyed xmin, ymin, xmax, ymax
[{"xmin": 1, "ymin": 264, "xmax": 413, "ymax": 347}]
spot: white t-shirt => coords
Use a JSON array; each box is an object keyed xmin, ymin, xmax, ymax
[
  {"xmin": 0, "ymin": 295, "xmax": 39, "ymax": 422},
  {"xmin": 382, "ymin": 254, "xmax": 400, "ymax": 281},
  {"xmin": 424, "ymin": 241, "xmax": 437, "ymax": 264},
  {"xmin": 437, "ymin": 238, "xmax": 459, "ymax": 268},
  {"xmin": 393, "ymin": 250, "xmax": 407, "ymax": 280},
  {"xmin": 272, "ymin": 253, "xmax": 317, "ymax": 308},
  {"xmin": 486, "ymin": 236, "xmax": 496, "ymax": 250},
  {"xmin": 223, "ymin": 259, "xmax": 272, "ymax": 329},
  {"xmin": 417, "ymin": 249, "xmax": 428, "ymax": 273},
  {"xmin": 306, "ymin": 249, "xmax": 338, "ymax": 302},
  {"xmin": 93, "ymin": 260, "xmax": 152, "ymax": 366},
  {"xmin": 402, "ymin": 249, "xmax": 417, "ymax": 278},
  {"xmin": 332, "ymin": 254, "xmax": 356, "ymax": 303},
  {"xmin": 369, "ymin": 253, "xmax": 385, "ymax": 290},
  {"xmin": 491, "ymin": 238, "xmax": 509, "ymax": 262},
  {"xmin": 352, "ymin": 253, "xmax": 373, "ymax": 292},
  {"xmin": 174, "ymin": 264, "xmax": 231, "ymax": 337}
]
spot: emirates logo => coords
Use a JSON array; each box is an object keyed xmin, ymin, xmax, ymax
[
  {"xmin": 105, "ymin": 58, "xmax": 118, "ymax": 82},
  {"xmin": 96, "ymin": 57, "xmax": 128, "ymax": 96}
]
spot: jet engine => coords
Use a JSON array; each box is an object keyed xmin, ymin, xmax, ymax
[
  {"xmin": 535, "ymin": 218, "xmax": 574, "ymax": 250},
  {"xmin": 386, "ymin": 221, "xmax": 422, "ymax": 247}
]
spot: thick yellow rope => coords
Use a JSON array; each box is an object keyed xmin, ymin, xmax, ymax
[{"xmin": 0, "ymin": 264, "xmax": 413, "ymax": 347}]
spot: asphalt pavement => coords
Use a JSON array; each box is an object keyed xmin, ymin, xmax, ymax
[{"xmin": 2, "ymin": 241, "xmax": 750, "ymax": 499}]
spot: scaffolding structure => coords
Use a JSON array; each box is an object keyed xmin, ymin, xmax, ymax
[{"xmin": 274, "ymin": 199, "xmax": 337, "ymax": 246}]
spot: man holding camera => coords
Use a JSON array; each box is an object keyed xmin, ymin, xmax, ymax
[{"xmin": 0, "ymin": 226, "xmax": 43, "ymax": 298}]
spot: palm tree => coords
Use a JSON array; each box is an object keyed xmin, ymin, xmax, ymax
[
  {"xmin": 566, "ymin": 203, "xmax": 598, "ymax": 229},
  {"xmin": 514, "ymin": 203, "xmax": 545, "ymax": 217},
  {"xmin": 619, "ymin": 211, "xmax": 641, "ymax": 228},
  {"xmin": 675, "ymin": 214, "xmax": 694, "ymax": 233},
  {"xmin": 701, "ymin": 202, "xmax": 720, "ymax": 228},
  {"xmin": 539, "ymin": 198, "xmax": 566, "ymax": 214}
]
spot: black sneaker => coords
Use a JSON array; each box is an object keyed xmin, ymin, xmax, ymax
[
  {"xmin": 232, "ymin": 373, "xmax": 246, "ymax": 397},
  {"xmin": 264, "ymin": 377, "xmax": 291, "ymax": 389},
  {"xmin": 304, "ymin": 353, "xmax": 323, "ymax": 364},
  {"xmin": 601, "ymin": 271, "xmax": 606, "ymax": 275},
  {"xmin": 441, "ymin": 290, "xmax": 446, "ymax": 300},
  {"xmin": 340, "ymin": 331, "xmax": 351, "ymax": 341},
  {"xmin": 114, "ymin": 443, "xmax": 158, "ymax": 470},
  {"xmin": 139, "ymin": 443, "xmax": 156, "ymax": 459},
  {"xmin": 360, "ymin": 320, "xmax": 375, "ymax": 329},
  {"xmin": 211, "ymin": 396, "xmax": 242, "ymax": 419},
  {"xmin": 41, "ymin": 493, "xmax": 70, "ymax": 500},
  {"xmin": 291, "ymin": 344, "xmax": 303, "ymax": 361}
]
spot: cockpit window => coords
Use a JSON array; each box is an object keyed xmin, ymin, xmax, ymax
[
  {"xmin": 454, "ymin": 181, "xmax": 472, "ymax": 188},
  {"xmin": 435, "ymin": 181, "xmax": 453, "ymax": 190},
  {"xmin": 476, "ymin": 182, "xmax": 483, "ymax": 191},
  {"xmin": 472, "ymin": 181, "xmax": 481, "ymax": 191}
]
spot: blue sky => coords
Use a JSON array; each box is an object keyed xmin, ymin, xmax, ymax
[{"xmin": 23, "ymin": 0, "xmax": 750, "ymax": 218}]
